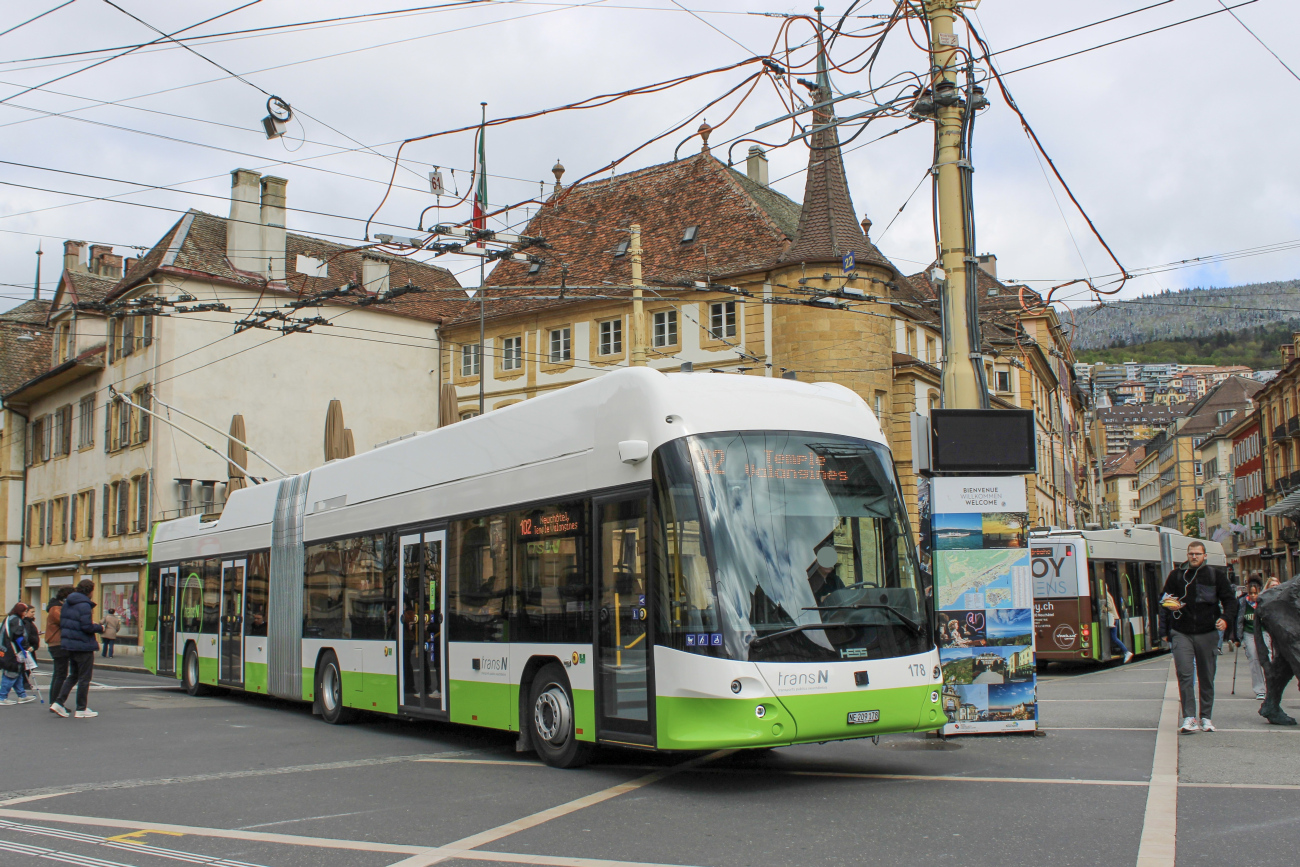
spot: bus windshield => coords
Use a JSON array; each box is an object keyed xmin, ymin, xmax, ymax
[{"xmin": 656, "ymin": 432, "xmax": 932, "ymax": 663}]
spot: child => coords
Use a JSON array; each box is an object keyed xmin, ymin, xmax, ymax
[{"xmin": 1, "ymin": 603, "xmax": 37, "ymax": 704}]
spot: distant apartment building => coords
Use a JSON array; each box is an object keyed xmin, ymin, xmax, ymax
[
  {"xmin": 1101, "ymin": 446, "xmax": 1144, "ymax": 527},
  {"xmin": 1228, "ymin": 412, "xmax": 1264, "ymax": 579},
  {"xmin": 1136, "ymin": 377, "xmax": 1263, "ymax": 530},
  {"xmin": 1198, "ymin": 419, "xmax": 1239, "ymax": 559},
  {"xmin": 1114, "ymin": 379, "xmax": 1148, "ymax": 403},
  {"xmin": 1092, "ymin": 403, "xmax": 1187, "ymax": 456}
]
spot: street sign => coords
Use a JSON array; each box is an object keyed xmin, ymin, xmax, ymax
[
  {"xmin": 1253, "ymin": 523, "xmax": 1264, "ymax": 532},
  {"xmin": 842, "ymin": 251, "xmax": 855, "ymax": 273}
]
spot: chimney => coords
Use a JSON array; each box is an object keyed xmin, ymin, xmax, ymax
[
  {"xmin": 89, "ymin": 244, "xmax": 122, "ymax": 278},
  {"xmin": 63, "ymin": 240, "xmax": 87, "ymax": 274},
  {"xmin": 124, "ymin": 257, "xmax": 137, "ymax": 277},
  {"xmin": 227, "ymin": 169, "xmax": 263, "ymax": 274},
  {"xmin": 746, "ymin": 145, "xmax": 768, "ymax": 186},
  {"xmin": 260, "ymin": 175, "xmax": 288, "ymax": 282},
  {"xmin": 977, "ymin": 253, "xmax": 997, "ymax": 279},
  {"xmin": 361, "ymin": 256, "xmax": 390, "ymax": 295},
  {"xmin": 1281, "ymin": 343, "xmax": 1296, "ymax": 365}
]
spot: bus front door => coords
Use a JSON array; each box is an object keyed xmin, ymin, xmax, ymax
[
  {"xmin": 595, "ymin": 495, "xmax": 653, "ymax": 746},
  {"xmin": 158, "ymin": 566, "xmax": 177, "ymax": 675},
  {"xmin": 400, "ymin": 531, "xmax": 446, "ymax": 714},
  {"xmin": 219, "ymin": 559, "xmax": 246, "ymax": 686}
]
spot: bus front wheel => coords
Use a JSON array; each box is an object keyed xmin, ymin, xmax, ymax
[
  {"xmin": 529, "ymin": 664, "xmax": 591, "ymax": 769},
  {"xmin": 182, "ymin": 645, "xmax": 208, "ymax": 696},
  {"xmin": 316, "ymin": 651, "xmax": 356, "ymax": 725}
]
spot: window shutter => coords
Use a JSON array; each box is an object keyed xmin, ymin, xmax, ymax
[
  {"xmin": 140, "ymin": 387, "xmax": 151, "ymax": 442},
  {"xmin": 61, "ymin": 496, "xmax": 69, "ymax": 543},
  {"xmin": 86, "ymin": 488, "xmax": 94, "ymax": 540},
  {"xmin": 102, "ymin": 484, "xmax": 110, "ymax": 537},
  {"xmin": 142, "ymin": 314, "xmax": 153, "ymax": 347},
  {"xmin": 70, "ymin": 494, "xmax": 78, "ymax": 542},
  {"xmin": 104, "ymin": 400, "xmax": 112, "ymax": 452},
  {"xmin": 24, "ymin": 422, "xmax": 32, "ymax": 468},
  {"xmin": 44, "ymin": 501, "xmax": 52, "ymax": 546},
  {"xmin": 107, "ymin": 319, "xmax": 116, "ymax": 363},
  {"xmin": 137, "ymin": 473, "xmax": 149, "ymax": 533},
  {"xmin": 61, "ymin": 407, "xmax": 72, "ymax": 454},
  {"xmin": 117, "ymin": 482, "xmax": 128, "ymax": 536},
  {"xmin": 41, "ymin": 417, "xmax": 51, "ymax": 461}
]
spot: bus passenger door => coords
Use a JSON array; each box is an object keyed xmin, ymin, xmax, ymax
[
  {"xmin": 219, "ymin": 559, "xmax": 246, "ymax": 686},
  {"xmin": 158, "ymin": 566, "xmax": 177, "ymax": 675},
  {"xmin": 400, "ymin": 531, "xmax": 446, "ymax": 714},
  {"xmin": 595, "ymin": 495, "xmax": 653, "ymax": 746}
]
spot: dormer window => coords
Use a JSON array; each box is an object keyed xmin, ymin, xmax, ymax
[
  {"xmin": 528, "ymin": 260, "xmax": 542, "ymax": 275},
  {"xmin": 613, "ymin": 239, "xmax": 629, "ymax": 257},
  {"xmin": 681, "ymin": 226, "xmax": 698, "ymax": 244}
]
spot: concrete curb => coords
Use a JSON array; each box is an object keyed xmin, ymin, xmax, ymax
[{"xmin": 33, "ymin": 650, "xmax": 154, "ymax": 676}]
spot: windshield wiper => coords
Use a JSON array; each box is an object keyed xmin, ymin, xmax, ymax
[{"xmin": 801, "ymin": 603, "xmax": 924, "ymax": 635}]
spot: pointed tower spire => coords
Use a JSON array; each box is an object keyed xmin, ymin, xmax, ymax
[
  {"xmin": 781, "ymin": 5, "xmax": 883, "ymax": 267},
  {"xmin": 33, "ymin": 242, "xmax": 42, "ymax": 301}
]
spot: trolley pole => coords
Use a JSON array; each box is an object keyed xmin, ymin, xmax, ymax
[
  {"xmin": 927, "ymin": 0, "xmax": 987, "ymax": 409},
  {"xmin": 629, "ymin": 224, "xmax": 646, "ymax": 367}
]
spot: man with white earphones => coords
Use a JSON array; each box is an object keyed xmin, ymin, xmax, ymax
[{"xmin": 1160, "ymin": 541, "xmax": 1237, "ymax": 734}]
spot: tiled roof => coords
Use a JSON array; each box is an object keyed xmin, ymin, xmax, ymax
[
  {"xmin": 906, "ymin": 267, "xmax": 1043, "ymax": 349},
  {"xmin": 441, "ymin": 286, "xmax": 640, "ymax": 327},
  {"xmin": 485, "ymin": 152, "xmax": 798, "ymax": 288},
  {"xmin": 55, "ymin": 271, "xmax": 117, "ymax": 313},
  {"xmin": 114, "ymin": 211, "xmax": 468, "ymax": 324},
  {"xmin": 779, "ymin": 86, "xmax": 891, "ymax": 270},
  {"xmin": 1103, "ymin": 446, "xmax": 1144, "ymax": 478},
  {"xmin": 0, "ymin": 299, "xmax": 53, "ymax": 326},
  {"xmin": 1180, "ymin": 375, "xmax": 1263, "ymax": 435},
  {"xmin": 1096, "ymin": 404, "xmax": 1188, "ymax": 424},
  {"xmin": 0, "ymin": 318, "xmax": 52, "ymax": 397}
]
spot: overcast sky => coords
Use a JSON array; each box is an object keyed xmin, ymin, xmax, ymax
[{"xmin": 1, "ymin": 0, "xmax": 1297, "ymax": 319}]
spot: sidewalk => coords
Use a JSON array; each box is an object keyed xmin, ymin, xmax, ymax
[{"xmin": 34, "ymin": 648, "xmax": 153, "ymax": 675}]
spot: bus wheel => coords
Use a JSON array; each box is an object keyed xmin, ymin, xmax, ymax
[
  {"xmin": 529, "ymin": 664, "xmax": 591, "ymax": 769},
  {"xmin": 182, "ymin": 645, "xmax": 209, "ymax": 696},
  {"xmin": 317, "ymin": 652, "xmax": 356, "ymax": 725}
]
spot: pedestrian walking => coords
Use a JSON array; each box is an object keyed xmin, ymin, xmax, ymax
[
  {"xmin": 1161, "ymin": 541, "xmax": 1237, "ymax": 734},
  {"xmin": 19, "ymin": 605, "xmax": 40, "ymax": 699},
  {"xmin": 50, "ymin": 579, "xmax": 102, "ymax": 719},
  {"xmin": 1237, "ymin": 578, "xmax": 1266, "ymax": 700},
  {"xmin": 0, "ymin": 603, "xmax": 37, "ymax": 705},
  {"xmin": 45, "ymin": 587, "xmax": 71, "ymax": 710},
  {"xmin": 1105, "ymin": 587, "xmax": 1134, "ymax": 664},
  {"xmin": 100, "ymin": 609, "xmax": 121, "ymax": 658}
]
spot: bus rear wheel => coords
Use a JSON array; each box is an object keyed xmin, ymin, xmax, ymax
[
  {"xmin": 529, "ymin": 664, "xmax": 591, "ymax": 769},
  {"xmin": 182, "ymin": 644, "xmax": 209, "ymax": 696},
  {"xmin": 316, "ymin": 651, "xmax": 356, "ymax": 725}
]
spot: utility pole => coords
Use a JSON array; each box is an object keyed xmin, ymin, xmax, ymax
[
  {"xmin": 629, "ymin": 224, "xmax": 646, "ymax": 366},
  {"xmin": 926, "ymin": 0, "xmax": 988, "ymax": 409}
]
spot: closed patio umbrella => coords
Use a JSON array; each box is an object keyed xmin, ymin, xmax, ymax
[
  {"xmin": 343, "ymin": 428, "xmax": 355, "ymax": 459},
  {"xmin": 439, "ymin": 383, "xmax": 458, "ymax": 427},
  {"xmin": 227, "ymin": 414, "xmax": 248, "ymax": 492},
  {"xmin": 324, "ymin": 399, "xmax": 347, "ymax": 462}
]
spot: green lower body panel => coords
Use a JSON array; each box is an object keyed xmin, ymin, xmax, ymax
[
  {"xmin": 1133, "ymin": 632, "xmax": 1145, "ymax": 654},
  {"xmin": 450, "ymin": 679, "xmax": 511, "ymax": 729},
  {"xmin": 199, "ymin": 654, "xmax": 218, "ymax": 686},
  {"xmin": 573, "ymin": 688, "xmax": 595, "ymax": 742},
  {"xmin": 245, "ymin": 661, "xmax": 268, "ymax": 695},
  {"xmin": 343, "ymin": 672, "xmax": 398, "ymax": 715},
  {"xmin": 302, "ymin": 668, "xmax": 314, "ymax": 702},
  {"xmin": 142, "ymin": 633, "xmax": 157, "ymax": 674},
  {"xmin": 656, "ymin": 684, "xmax": 938, "ymax": 750}
]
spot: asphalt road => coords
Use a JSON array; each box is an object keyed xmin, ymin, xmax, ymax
[{"xmin": 1, "ymin": 651, "xmax": 1296, "ymax": 867}]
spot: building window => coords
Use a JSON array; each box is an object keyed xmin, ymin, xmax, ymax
[
  {"xmin": 549, "ymin": 327, "xmax": 571, "ymax": 362},
  {"xmin": 461, "ymin": 343, "xmax": 480, "ymax": 377},
  {"xmin": 178, "ymin": 481, "xmax": 192, "ymax": 517},
  {"xmin": 120, "ymin": 315, "xmax": 135, "ymax": 358},
  {"xmin": 995, "ymin": 370, "xmax": 1011, "ymax": 392},
  {"xmin": 906, "ymin": 328, "xmax": 917, "ymax": 356},
  {"xmin": 51, "ymin": 404, "xmax": 72, "ymax": 457},
  {"xmin": 1131, "ymin": 499, "xmax": 1140, "ymax": 510},
  {"xmin": 653, "ymin": 310, "xmax": 677, "ymax": 347},
  {"xmin": 925, "ymin": 336, "xmax": 937, "ymax": 364},
  {"xmin": 134, "ymin": 473, "xmax": 149, "ymax": 533},
  {"xmin": 106, "ymin": 319, "xmax": 116, "ymax": 363},
  {"xmin": 133, "ymin": 386, "xmax": 150, "ymax": 443},
  {"xmin": 460, "ymin": 410, "xmax": 480, "ymax": 421},
  {"xmin": 598, "ymin": 319, "xmax": 622, "ymax": 356},
  {"xmin": 78, "ymin": 395, "xmax": 94, "ymax": 448},
  {"xmin": 199, "ymin": 482, "xmax": 215, "ymax": 515},
  {"xmin": 502, "ymin": 336, "xmax": 522, "ymax": 371},
  {"xmin": 117, "ymin": 398, "xmax": 130, "ymax": 448},
  {"xmin": 709, "ymin": 302, "xmax": 736, "ymax": 339},
  {"xmin": 1130, "ymin": 479, "xmax": 1139, "ymax": 490},
  {"xmin": 873, "ymin": 391, "xmax": 887, "ymax": 419}
]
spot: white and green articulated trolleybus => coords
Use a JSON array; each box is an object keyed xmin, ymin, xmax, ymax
[{"xmin": 142, "ymin": 368, "xmax": 943, "ymax": 767}]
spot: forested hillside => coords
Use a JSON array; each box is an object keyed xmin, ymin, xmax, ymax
[
  {"xmin": 1069, "ymin": 280, "xmax": 1300, "ymax": 350},
  {"xmin": 1076, "ymin": 321, "xmax": 1297, "ymax": 369}
]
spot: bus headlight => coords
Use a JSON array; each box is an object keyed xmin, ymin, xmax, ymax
[
  {"xmin": 731, "ymin": 679, "xmax": 742, "ymax": 694},
  {"xmin": 755, "ymin": 705, "xmax": 767, "ymax": 719},
  {"xmin": 930, "ymin": 691, "xmax": 939, "ymax": 703},
  {"xmin": 933, "ymin": 665, "xmax": 941, "ymax": 679}
]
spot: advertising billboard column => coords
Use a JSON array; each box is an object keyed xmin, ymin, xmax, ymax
[{"xmin": 931, "ymin": 476, "xmax": 1037, "ymax": 734}]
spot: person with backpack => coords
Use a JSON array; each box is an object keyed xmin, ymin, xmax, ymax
[
  {"xmin": 101, "ymin": 608, "xmax": 121, "ymax": 658},
  {"xmin": 45, "ymin": 587, "xmax": 71, "ymax": 709},
  {"xmin": 50, "ymin": 580, "xmax": 102, "ymax": 719},
  {"xmin": 1, "ymin": 603, "xmax": 37, "ymax": 705},
  {"xmin": 1161, "ymin": 542, "xmax": 1238, "ymax": 734}
]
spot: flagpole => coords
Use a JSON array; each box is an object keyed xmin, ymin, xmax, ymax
[{"xmin": 478, "ymin": 101, "xmax": 487, "ymax": 416}]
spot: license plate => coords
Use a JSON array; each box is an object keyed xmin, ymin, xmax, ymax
[{"xmin": 847, "ymin": 710, "xmax": 880, "ymax": 725}]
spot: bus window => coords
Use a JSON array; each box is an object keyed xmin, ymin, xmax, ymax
[
  {"xmin": 652, "ymin": 445, "xmax": 720, "ymax": 653},
  {"xmin": 1088, "ymin": 562, "xmax": 1105, "ymax": 625},
  {"xmin": 246, "ymin": 552, "xmax": 269, "ymax": 638},
  {"xmin": 303, "ymin": 535, "xmax": 392, "ymax": 640},
  {"xmin": 1125, "ymin": 561, "xmax": 1146, "ymax": 619},
  {"xmin": 179, "ymin": 560, "xmax": 203, "ymax": 633},
  {"xmin": 203, "ymin": 558, "xmax": 221, "ymax": 634},
  {"xmin": 512, "ymin": 499, "xmax": 590, "ymax": 643},
  {"xmin": 448, "ymin": 515, "xmax": 511, "ymax": 642}
]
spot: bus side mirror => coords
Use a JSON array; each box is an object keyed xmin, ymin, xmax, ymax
[{"xmin": 619, "ymin": 440, "xmax": 649, "ymax": 464}]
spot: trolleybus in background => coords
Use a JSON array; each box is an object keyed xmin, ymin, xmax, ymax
[
  {"xmin": 142, "ymin": 368, "xmax": 943, "ymax": 767},
  {"xmin": 1030, "ymin": 525, "xmax": 1225, "ymax": 665}
]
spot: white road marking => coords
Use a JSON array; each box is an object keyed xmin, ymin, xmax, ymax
[
  {"xmin": 237, "ymin": 809, "xmax": 383, "ymax": 830},
  {"xmin": 385, "ymin": 750, "xmax": 734, "ymax": 867},
  {"xmin": 0, "ymin": 818, "xmax": 270, "ymax": 866},
  {"xmin": 1181, "ymin": 782, "xmax": 1300, "ymax": 790},
  {"xmin": 1135, "ymin": 660, "xmax": 1179, "ymax": 867},
  {"xmin": 785, "ymin": 770, "xmax": 1146, "ymax": 786}
]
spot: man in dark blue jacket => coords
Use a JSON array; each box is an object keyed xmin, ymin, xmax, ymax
[{"xmin": 51, "ymin": 580, "xmax": 103, "ymax": 719}]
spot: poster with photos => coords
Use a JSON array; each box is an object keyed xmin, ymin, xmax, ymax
[{"xmin": 931, "ymin": 477, "xmax": 1036, "ymax": 734}]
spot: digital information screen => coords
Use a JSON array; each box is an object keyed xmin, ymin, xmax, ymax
[{"xmin": 930, "ymin": 409, "xmax": 1036, "ymax": 474}]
